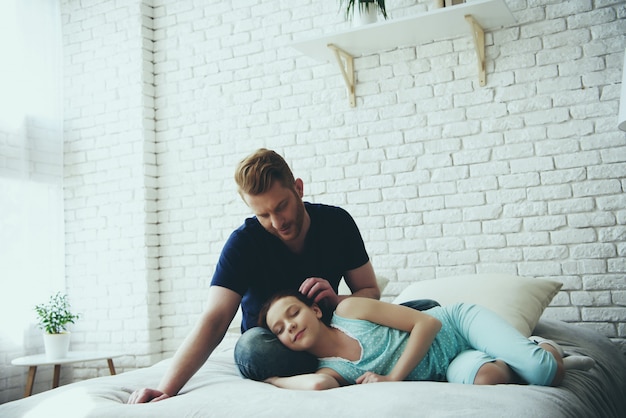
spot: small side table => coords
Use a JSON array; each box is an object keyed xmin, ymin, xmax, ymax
[{"xmin": 11, "ymin": 351, "xmax": 124, "ymax": 397}]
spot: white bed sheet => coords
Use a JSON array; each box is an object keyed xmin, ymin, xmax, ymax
[{"xmin": 1, "ymin": 318, "xmax": 624, "ymax": 418}]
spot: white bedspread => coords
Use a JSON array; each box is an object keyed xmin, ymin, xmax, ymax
[{"xmin": 1, "ymin": 319, "xmax": 625, "ymax": 418}]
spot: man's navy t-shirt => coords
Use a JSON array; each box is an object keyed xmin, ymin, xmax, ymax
[{"xmin": 211, "ymin": 202, "xmax": 369, "ymax": 332}]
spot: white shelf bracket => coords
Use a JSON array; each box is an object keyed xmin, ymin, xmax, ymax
[
  {"xmin": 465, "ymin": 14, "xmax": 486, "ymax": 87},
  {"xmin": 327, "ymin": 43, "xmax": 356, "ymax": 107}
]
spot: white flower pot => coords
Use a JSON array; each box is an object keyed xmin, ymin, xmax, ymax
[
  {"xmin": 43, "ymin": 332, "xmax": 71, "ymax": 360},
  {"xmin": 353, "ymin": 4, "xmax": 378, "ymax": 26}
]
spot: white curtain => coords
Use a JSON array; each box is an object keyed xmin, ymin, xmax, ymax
[{"xmin": 0, "ymin": 0, "xmax": 65, "ymax": 349}]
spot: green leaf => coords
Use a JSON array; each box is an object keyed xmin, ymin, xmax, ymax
[{"xmin": 34, "ymin": 292, "xmax": 80, "ymax": 334}]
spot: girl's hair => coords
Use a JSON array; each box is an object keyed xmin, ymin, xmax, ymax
[
  {"xmin": 257, "ymin": 289, "xmax": 315, "ymax": 329},
  {"xmin": 234, "ymin": 148, "xmax": 296, "ymax": 197}
]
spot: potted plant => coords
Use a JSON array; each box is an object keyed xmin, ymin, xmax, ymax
[
  {"xmin": 35, "ymin": 292, "xmax": 80, "ymax": 359},
  {"xmin": 340, "ymin": 0, "xmax": 388, "ymax": 26}
]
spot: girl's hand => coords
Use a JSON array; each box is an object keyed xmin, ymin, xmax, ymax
[{"xmin": 356, "ymin": 371, "xmax": 394, "ymax": 384}]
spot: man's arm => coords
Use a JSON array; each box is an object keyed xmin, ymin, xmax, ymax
[
  {"xmin": 128, "ymin": 286, "xmax": 241, "ymax": 403},
  {"xmin": 340, "ymin": 260, "xmax": 380, "ymax": 300}
]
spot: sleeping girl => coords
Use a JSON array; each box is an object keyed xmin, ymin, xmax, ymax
[{"xmin": 258, "ymin": 289, "xmax": 593, "ymax": 390}]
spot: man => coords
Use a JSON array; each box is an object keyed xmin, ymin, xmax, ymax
[{"xmin": 128, "ymin": 148, "xmax": 436, "ymax": 403}]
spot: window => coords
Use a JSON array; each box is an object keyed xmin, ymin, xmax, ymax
[{"xmin": 0, "ymin": 0, "xmax": 64, "ymax": 347}]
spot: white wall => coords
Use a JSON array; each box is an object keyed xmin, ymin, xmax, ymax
[
  {"xmin": 146, "ymin": 0, "xmax": 626, "ymax": 351},
  {"xmin": 2, "ymin": 0, "xmax": 625, "ymax": 403},
  {"xmin": 62, "ymin": 0, "xmax": 161, "ymax": 368},
  {"xmin": 1, "ymin": 0, "xmax": 159, "ymax": 403}
]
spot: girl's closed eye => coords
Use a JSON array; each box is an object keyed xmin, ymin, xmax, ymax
[{"xmin": 271, "ymin": 320, "xmax": 284, "ymax": 335}]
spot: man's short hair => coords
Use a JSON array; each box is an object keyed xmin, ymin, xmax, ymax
[{"xmin": 235, "ymin": 148, "xmax": 296, "ymax": 196}]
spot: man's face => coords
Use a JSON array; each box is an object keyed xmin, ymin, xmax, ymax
[{"xmin": 243, "ymin": 179, "xmax": 306, "ymax": 245}]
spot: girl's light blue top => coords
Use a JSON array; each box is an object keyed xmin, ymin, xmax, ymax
[{"xmin": 318, "ymin": 306, "xmax": 468, "ymax": 383}]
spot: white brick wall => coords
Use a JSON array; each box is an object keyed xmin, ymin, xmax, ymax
[
  {"xmin": 148, "ymin": 0, "xmax": 624, "ymax": 354},
  {"xmin": 2, "ymin": 0, "xmax": 625, "ymax": 403},
  {"xmin": 1, "ymin": 0, "xmax": 162, "ymax": 401}
]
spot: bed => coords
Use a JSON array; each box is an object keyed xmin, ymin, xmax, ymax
[{"xmin": 2, "ymin": 274, "xmax": 625, "ymax": 418}]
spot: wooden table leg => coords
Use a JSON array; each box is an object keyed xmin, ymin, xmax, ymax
[
  {"xmin": 52, "ymin": 364, "xmax": 61, "ymax": 389},
  {"xmin": 107, "ymin": 358, "xmax": 116, "ymax": 375},
  {"xmin": 24, "ymin": 366, "xmax": 37, "ymax": 397}
]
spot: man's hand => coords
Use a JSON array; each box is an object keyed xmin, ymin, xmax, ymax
[
  {"xmin": 299, "ymin": 277, "xmax": 339, "ymax": 308},
  {"xmin": 127, "ymin": 388, "xmax": 171, "ymax": 404}
]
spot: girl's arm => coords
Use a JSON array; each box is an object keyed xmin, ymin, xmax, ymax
[
  {"xmin": 336, "ymin": 297, "xmax": 442, "ymax": 382},
  {"xmin": 264, "ymin": 368, "xmax": 344, "ymax": 390}
]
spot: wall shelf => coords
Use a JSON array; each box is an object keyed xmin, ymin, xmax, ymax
[{"xmin": 290, "ymin": 0, "xmax": 516, "ymax": 107}]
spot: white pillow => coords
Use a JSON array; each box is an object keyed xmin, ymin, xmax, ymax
[{"xmin": 392, "ymin": 274, "xmax": 562, "ymax": 337}]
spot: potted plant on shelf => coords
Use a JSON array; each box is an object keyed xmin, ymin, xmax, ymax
[
  {"xmin": 35, "ymin": 292, "xmax": 80, "ymax": 359},
  {"xmin": 340, "ymin": 0, "xmax": 388, "ymax": 26}
]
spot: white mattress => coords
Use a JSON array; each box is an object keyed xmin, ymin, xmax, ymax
[{"xmin": 1, "ymin": 318, "xmax": 624, "ymax": 418}]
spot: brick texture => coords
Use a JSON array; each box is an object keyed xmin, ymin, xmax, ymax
[{"xmin": 2, "ymin": 0, "xmax": 624, "ymax": 402}]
